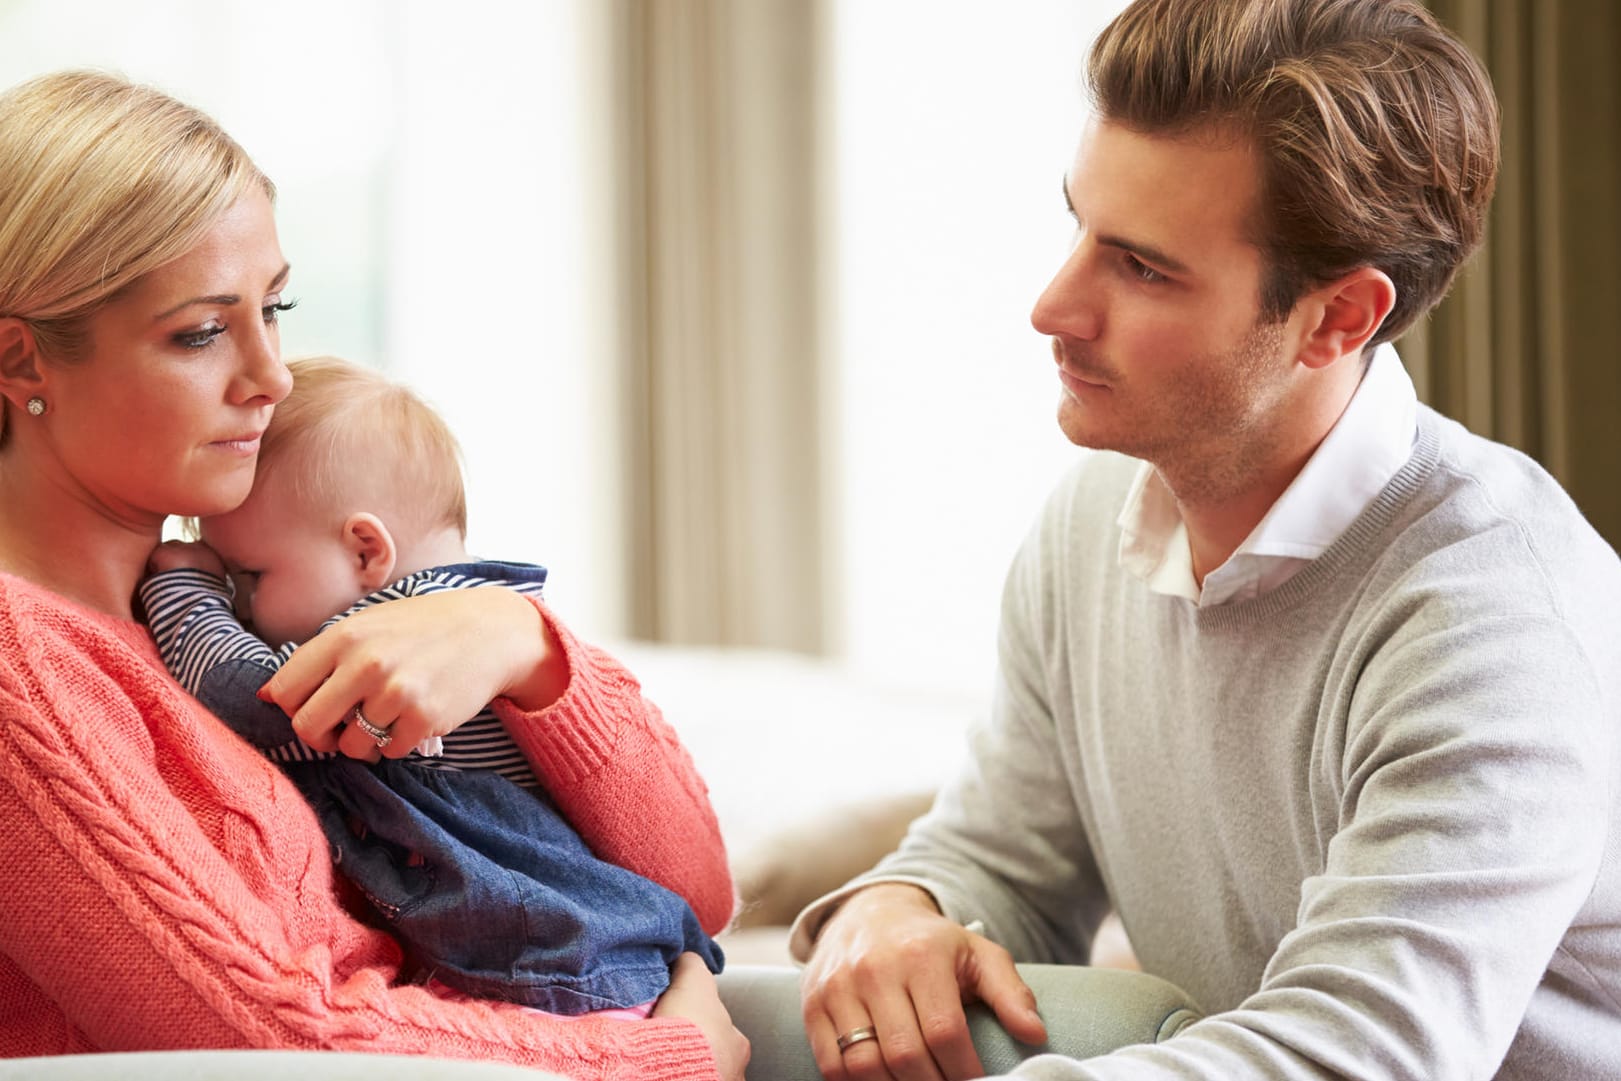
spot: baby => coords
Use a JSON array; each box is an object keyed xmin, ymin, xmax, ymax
[{"xmin": 139, "ymin": 355, "xmax": 723, "ymax": 1016}]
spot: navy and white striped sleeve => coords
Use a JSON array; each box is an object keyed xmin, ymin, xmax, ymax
[
  {"xmin": 138, "ymin": 568, "xmax": 306, "ymax": 753},
  {"xmin": 140, "ymin": 568, "xmax": 281, "ymax": 688}
]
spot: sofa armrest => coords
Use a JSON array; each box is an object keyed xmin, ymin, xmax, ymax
[
  {"xmin": 0, "ymin": 1051, "xmax": 573, "ymax": 1080},
  {"xmin": 719, "ymin": 963, "xmax": 1199, "ymax": 1080}
]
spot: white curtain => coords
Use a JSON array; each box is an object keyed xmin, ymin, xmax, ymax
[{"xmin": 606, "ymin": 0, "xmax": 831, "ymax": 653}]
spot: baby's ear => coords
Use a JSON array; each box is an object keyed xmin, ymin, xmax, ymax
[{"xmin": 342, "ymin": 513, "xmax": 398, "ymax": 591}]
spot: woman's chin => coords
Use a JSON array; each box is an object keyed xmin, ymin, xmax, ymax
[{"xmin": 167, "ymin": 488, "xmax": 252, "ymax": 521}]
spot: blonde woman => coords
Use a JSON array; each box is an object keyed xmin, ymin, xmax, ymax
[{"xmin": 0, "ymin": 70, "xmax": 745, "ymax": 1081}]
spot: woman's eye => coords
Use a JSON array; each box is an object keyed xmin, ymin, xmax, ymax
[
  {"xmin": 174, "ymin": 323, "xmax": 227, "ymax": 349},
  {"xmin": 262, "ymin": 298, "xmax": 299, "ymax": 324}
]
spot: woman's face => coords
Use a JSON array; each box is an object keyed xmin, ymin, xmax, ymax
[{"xmin": 40, "ymin": 189, "xmax": 293, "ymax": 525}]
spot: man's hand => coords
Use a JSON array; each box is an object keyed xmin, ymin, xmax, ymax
[
  {"xmin": 653, "ymin": 952, "xmax": 750, "ymax": 1081},
  {"xmin": 146, "ymin": 539, "xmax": 227, "ymax": 578},
  {"xmin": 801, "ymin": 883, "xmax": 1046, "ymax": 1081}
]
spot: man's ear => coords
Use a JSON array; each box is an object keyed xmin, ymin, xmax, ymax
[
  {"xmin": 0, "ymin": 318, "xmax": 47, "ymax": 410},
  {"xmin": 342, "ymin": 512, "xmax": 398, "ymax": 591},
  {"xmin": 1294, "ymin": 267, "xmax": 1396, "ymax": 370}
]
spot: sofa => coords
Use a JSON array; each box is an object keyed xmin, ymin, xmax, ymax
[
  {"xmin": 0, "ymin": 642, "xmax": 1199, "ymax": 1080},
  {"xmin": 0, "ymin": 963, "xmax": 1198, "ymax": 1081}
]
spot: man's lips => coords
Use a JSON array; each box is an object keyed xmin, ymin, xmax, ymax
[
  {"xmin": 1057, "ymin": 366, "xmax": 1111, "ymax": 394},
  {"xmin": 1051, "ymin": 338, "xmax": 1114, "ymax": 391}
]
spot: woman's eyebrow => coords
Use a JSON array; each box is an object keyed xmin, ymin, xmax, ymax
[{"xmin": 153, "ymin": 263, "xmax": 292, "ymax": 321}]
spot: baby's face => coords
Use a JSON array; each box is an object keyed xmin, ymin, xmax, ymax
[{"xmin": 200, "ymin": 480, "xmax": 366, "ymax": 647}]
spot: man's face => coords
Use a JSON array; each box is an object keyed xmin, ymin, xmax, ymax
[{"xmin": 1031, "ymin": 117, "xmax": 1306, "ymax": 494}]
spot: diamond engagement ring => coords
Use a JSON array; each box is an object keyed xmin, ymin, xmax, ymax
[{"xmin": 350, "ymin": 706, "xmax": 393, "ymax": 749}]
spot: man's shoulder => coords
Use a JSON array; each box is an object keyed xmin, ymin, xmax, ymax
[
  {"xmin": 1414, "ymin": 409, "xmax": 1614, "ymax": 568},
  {"xmin": 1041, "ymin": 450, "xmax": 1141, "ymax": 520},
  {"xmin": 1005, "ymin": 452, "xmax": 1143, "ymax": 602},
  {"xmin": 1371, "ymin": 409, "xmax": 1621, "ymax": 627}
]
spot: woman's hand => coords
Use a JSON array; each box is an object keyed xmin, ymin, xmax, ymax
[
  {"xmin": 258, "ymin": 586, "xmax": 569, "ymax": 761},
  {"xmin": 653, "ymin": 953, "xmax": 750, "ymax": 1081}
]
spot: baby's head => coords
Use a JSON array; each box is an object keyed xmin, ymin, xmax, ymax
[{"xmin": 201, "ymin": 355, "xmax": 468, "ymax": 645}]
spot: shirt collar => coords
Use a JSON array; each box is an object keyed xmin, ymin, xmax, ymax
[{"xmin": 1117, "ymin": 343, "xmax": 1419, "ymax": 606}]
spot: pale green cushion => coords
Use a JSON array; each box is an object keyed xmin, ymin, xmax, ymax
[{"xmin": 718, "ymin": 963, "xmax": 1200, "ymax": 1080}]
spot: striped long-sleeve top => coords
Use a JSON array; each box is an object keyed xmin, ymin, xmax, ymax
[{"xmin": 139, "ymin": 560, "xmax": 550, "ymax": 788}]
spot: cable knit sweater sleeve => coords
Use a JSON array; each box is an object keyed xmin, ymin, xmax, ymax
[
  {"xmin": 0, "ymin": 574, "xmax": 720, "ymax": 1078},
  {"xmin": 493, "ymin": 603, "xmax": 736, "ymax": 936}
]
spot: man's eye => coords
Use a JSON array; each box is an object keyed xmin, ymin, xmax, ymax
[{"xmin": 1123, "ymin": 253, "xmax": 1167, "ymax": 284}]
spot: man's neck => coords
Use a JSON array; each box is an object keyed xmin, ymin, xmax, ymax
[
  {"xmin": 1172, "ymin": 450, "xmax": 1314, "ymax": 585},
  {"xmin": 1160, "ymin": 366, "xmax": 1364, "ymax": 587}
]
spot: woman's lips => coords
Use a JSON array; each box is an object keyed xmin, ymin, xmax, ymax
[{"xmin": 209, "ymin": 433, "xmax": 263, "ymax": 454}]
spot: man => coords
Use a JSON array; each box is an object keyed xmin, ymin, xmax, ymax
[{"xmin": 792, "ymin": 1, "xmax": 1621, "ymax": 1078}]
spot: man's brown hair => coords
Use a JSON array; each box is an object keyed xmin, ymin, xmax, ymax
[{"xmin": 1088, "ymin": 0, "xmax": 1499, "ymax": 344}]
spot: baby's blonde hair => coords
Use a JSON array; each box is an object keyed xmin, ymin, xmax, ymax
[
  {"xmin": 0, "ymin": 70, "xmax": 272, "ymax": 444},
  {"xmin": 256, "ymin": 356, "xmax": 468, "ymax": 540}
]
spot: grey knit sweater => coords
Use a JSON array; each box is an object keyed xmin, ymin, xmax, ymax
[{"xmin": 839, "ymin": 407, "xmax": 1621, "ymax": 1079}]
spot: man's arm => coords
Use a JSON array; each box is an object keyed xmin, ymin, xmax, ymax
[
  {"xmin": 993, "ymin": 598, "xmax": 1614, "ymax": 1081},
  {"xmin": 793, "ymin": 499, "xmax": 1115, "ymax": 1081}
]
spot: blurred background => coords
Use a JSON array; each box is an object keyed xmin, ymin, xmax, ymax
[{"xmin": 2, "ymin": 0, "xmax": 1615, "ymax": 712}]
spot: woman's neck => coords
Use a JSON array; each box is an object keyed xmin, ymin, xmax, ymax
[{"xmin": 0, "ymin": 456, "xmax": 161, "ymax": 620}]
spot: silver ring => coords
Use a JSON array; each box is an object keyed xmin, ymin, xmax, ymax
[
  {"xmin": 836, "ymin": 1027, "xmax": 878, "ymax": 1054},
  {"xmin": 350, "ymin": 707, "xmax": 393, "ymax": 749}
]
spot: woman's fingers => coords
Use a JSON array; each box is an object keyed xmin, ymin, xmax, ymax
[{"xmin": 263, "ymin": 590, "xmax": 560, "ymax": 759}]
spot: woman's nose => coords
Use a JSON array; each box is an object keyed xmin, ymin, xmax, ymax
[{"xmin": 235, "ymin": 323, "xmax": 292, "ymax": 406}]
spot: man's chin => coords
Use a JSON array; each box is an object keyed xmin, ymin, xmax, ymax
[{"xmin": 1056, "ymin": 399, "xmax": 1116, "ymax": 452}]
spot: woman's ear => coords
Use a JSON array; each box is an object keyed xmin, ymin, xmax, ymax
[
  {"xmin": 1295, "ymin": 267, "xmax": 1397, "ymax": 370},
  {"xmin": 0, "ymin": 318, "xmax": 47, "ymax": 410},
  {"xmin": 342, "ymin": 512, "xmax": 398, "ymax": 591}
]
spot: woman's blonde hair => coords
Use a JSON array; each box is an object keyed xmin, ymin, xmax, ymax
[
  {"xmin": 0, "ymin": 69, "xmax": 273, "ymax": 441},
  {"xmin": 257, "ymin": 356, "xmax": 468, "ymax": 541},
  {"xmin": 1088, "ymin": 0, "xmax": 1499, "ymax": 345}
]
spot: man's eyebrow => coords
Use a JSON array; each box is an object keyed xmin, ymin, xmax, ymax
[
  {"xmin": 1062, "ymin": 175, "xmax": 1192, "ymax": 277},
  {"xmin": 1096, "ymin": 232, "xmax": 1192, "ymax": 276},
  {"xmin": 154, "ymin": 263, "xmax": 292, "ymax": 321}
]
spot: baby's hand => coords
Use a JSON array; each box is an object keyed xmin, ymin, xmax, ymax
[{"xmin": 147, "ymin": 540, "xmax": 227, "ymax": 579}]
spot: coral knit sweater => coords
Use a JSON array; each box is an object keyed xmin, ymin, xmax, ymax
[{"xmin": 0, "ymin": 572, "xmax": 733, "ymax": 1079}]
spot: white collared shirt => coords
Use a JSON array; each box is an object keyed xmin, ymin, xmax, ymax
[{"xmin": 1116, "ymin": 343, "xmax": 1419, "ymax": 607}]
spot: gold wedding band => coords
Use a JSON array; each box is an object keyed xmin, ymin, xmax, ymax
[{"xmin": 836, "ymin": 1026, "xmax": 878, "ymax": 1053}]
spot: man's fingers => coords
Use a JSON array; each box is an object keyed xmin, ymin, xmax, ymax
[
  {"xmin": 866, "ymin": 987, "xmax": 950, "ymax": 1081},
  {"xmin": 903, "ymin": 975, "xmax": 982, "ymax": 1080},
  {"xmin": 824, "ymin": 1001, "xmax": 888, "ymax": 1081},
  {"xmin": 967, "ymin": 943, "xmax": 1047, "ymax": 1047}
]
